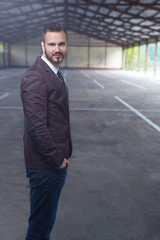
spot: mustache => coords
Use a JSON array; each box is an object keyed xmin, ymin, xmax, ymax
[{"xmin": 52, "ymin": 52, "xmax": 63, "ymax": 57}]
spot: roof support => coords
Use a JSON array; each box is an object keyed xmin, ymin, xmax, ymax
[
  {"xmin": 137, "ymin": 44, "xmax": 140, "ymax": 72},
  {"xmin": 154, "ymin": 39, "xmax": 158, "ymax": 76},
  {"xmin": 25, "ymin": 40, "xmax": 28, "ymax": 67},
  {"xmin": 145, "ymin": 41, "xmax": 148, "ymax": 74},
  {"xmin": 125, "ymin": 48, "xmax": 129, "ymax": 71},
  {"xmin": 131, "ymin": 46, "xmax": 134, "ymax": 71},
  {"xmin": 105, "ymin": 42, "xmax": 107, "ymax": 68},
  {"xmin": 3, "ymin": 41, "xmax": 6, "ymax": 67},
  {"xmin": 8, "ymin": 43, "xmax": 11, "ymax": 67},
  {"xmin": 88, "ymin": 37, "xmax": 90, "ymax": 68}
]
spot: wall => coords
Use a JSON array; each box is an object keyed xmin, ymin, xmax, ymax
[
  {"xmin": 67, "ymin": 46, "xmax": 88, "ymax": 68},
  {"xmin": 10, "ymin": 39, "xmax": 41, "ymax": 67},
  {"xmin": 8, "ymin": 31, "xmax": 123, "ymax": 69},
  {"xmin": 106, "ymin": 47, "xmax": 123, "ymax": 69},
  {"xmin": 10, "ymin": 45, "xmax": 26, "ymax": 66}
]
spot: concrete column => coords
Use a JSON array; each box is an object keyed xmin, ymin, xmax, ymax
[
  {"xmin": 3, "ymin": 42, "xmax": 5, "ymax": 67},
  {"xmin": 145, "ymin": 41, "xmax": 148, "ymax": 74},
  {"xmin": 121, "ymin": 47, "xmax": 124, "ymax": 69},
  {"xmin": 65, "ymin": 50, "xmax": 68, "ymax": 68},
  {"xmin": 25, "ymin": 40, "xmax": 28, "ymax": 67},
  {"xmin": 8, "ymin": 43, "xmax": 11, "ymax": 67},
  {"xmin": 126, "ymin": 48, "xmax": 129, "ymax": 70},
  {"xmin": 105, "ymin": 42, "xmax": 107, "ymax": 68},
  {"xmin": 154, "ymin": 39, "xmax": 158, "ymax": 76},
  {"xmin": 88, "ymin": 37, "xmax": 90, "ymax": 68},
  {"xmin": 137, "ymin": 44, "xmax": 140, "ymax": 72},
  {"xmin": 131, "ymin": 46, "xmax": 134, "ymax": 71}
]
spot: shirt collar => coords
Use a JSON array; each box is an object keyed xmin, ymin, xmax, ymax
[{"xmin": 41, "ymin": 55, "xmax": 59, "ymax": 75}]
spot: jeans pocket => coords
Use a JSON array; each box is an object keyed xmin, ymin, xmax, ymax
[
  {"xmin": 54, "ymin": 166, "xmax": 67, "ymax": 190},
  {"xmin": 26, "ymin": 168, "xmax": 50, "ymax": 188}
]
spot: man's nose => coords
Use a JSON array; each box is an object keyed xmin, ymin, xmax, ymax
[{"xmin": 55, "ymin": 44, "xmax": 60, "ymax": 51}]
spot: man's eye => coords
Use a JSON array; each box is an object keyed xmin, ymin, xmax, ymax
[
  {"xmin": 59, "ymin": 42, "xmax": 65, "ymax": 46},
  {"xmin": 48, "ymin": 43, "xmax": 55, "ymax": 46}
]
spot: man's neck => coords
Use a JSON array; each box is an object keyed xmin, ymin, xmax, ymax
[
  {"xmin": 41, "ymin": 55, "xmax": 59, "ymax": 75},
  {"xmin": 43, "ymin": 54, "xmax": 59, "ymax": 69}
]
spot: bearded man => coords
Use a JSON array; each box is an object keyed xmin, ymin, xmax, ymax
[{"xmin": 21, "ymin": 22, "xmax": 72, "ymax": 240}]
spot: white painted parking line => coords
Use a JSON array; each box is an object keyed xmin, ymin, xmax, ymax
[
  {"xmin": 140, "ymin": 109, "xmax": 160, "ymax": 112},
  {"xmin": 115, "ymin": 96, "xmax": 160, "ymax": 132},
  {"xmin": 1, "ymin": 105, "xmax": 160, "ymax": 115},
  {"xmin": 71, "ymin": 108, "xmax": 160, "ymax": 112},
  {"xmin": 0, "ymin": 106, "xmax": 22, "ymax": 110},
  {"xmin": 81, "ymin": 70, "xmax": 91, "ymax": 78},
  {"xmin": 93, "ymin": 79, "xmax": 105, "ymax": 89},
  {"xmin": 0, "ymin": 106, "xmax": 129, "ymax": 111},
  {"xmin": 0, "ymin": 71, "xmax": 25, "ymax": 81},
  {"xmin": 71, "ymin": 108, "xmax": 129, "ymax": 111},
  {"xmin": 0, "ymin": 106, "xmax": 127, "ymax": 111},
  {"xmin": 121, "ymin": 80, "xmax": 146, "ymax": 90},
  {"xmin": 0, "ymin": 93, "xmax": 9, "ymax": 100}
]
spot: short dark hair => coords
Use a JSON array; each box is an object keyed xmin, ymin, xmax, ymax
[{"xmin": 42, "ymin": 22, "xmax": 67, "ymax": 41}]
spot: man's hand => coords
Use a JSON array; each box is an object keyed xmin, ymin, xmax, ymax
[{"xmin": 60, "ymin": 158, "xmax": 69, "ymax": 169}]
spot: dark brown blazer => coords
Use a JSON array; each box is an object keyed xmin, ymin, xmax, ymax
[{"xmin": 21, "ymin": 56, "xmax": 72, "ymax": 169}]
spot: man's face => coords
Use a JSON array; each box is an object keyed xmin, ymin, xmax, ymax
[{"xmin": 41, "ymin": 30, "xmax": 67, "ymax": 68}]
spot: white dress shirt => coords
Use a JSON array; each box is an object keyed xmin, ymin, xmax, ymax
[{"xmin": 41, "ymin": 55, "xmax": 59, "ymax": 75}]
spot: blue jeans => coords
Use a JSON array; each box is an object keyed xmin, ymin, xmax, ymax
[{"xmin": 25, "ymin": 166, "xmax": 68, "ymax": 240}]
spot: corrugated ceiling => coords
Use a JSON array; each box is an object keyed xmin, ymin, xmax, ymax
[{"xmin": 0, "ymin": 0, "xmax": 160, "ymax": 47}]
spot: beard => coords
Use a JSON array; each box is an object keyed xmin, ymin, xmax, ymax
[{"xmin": 44, "ymin": 47, "xmax": 64, "ymax": 66}]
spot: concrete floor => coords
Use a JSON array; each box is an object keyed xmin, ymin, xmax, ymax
[{"xmin": 0, "ymin": 68, "xmax": 160, "ymax": 240}]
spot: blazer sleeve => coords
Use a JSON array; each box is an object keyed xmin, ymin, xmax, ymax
[{"xmin": 21, "ymin": 71, "xmax": 64, "ymax": 168}]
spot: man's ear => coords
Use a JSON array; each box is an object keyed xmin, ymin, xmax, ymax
[{"xmin": 41, "ymin": 42, "xmax": 45, "ymax": 53}]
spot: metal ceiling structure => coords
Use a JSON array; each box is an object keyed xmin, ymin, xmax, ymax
[{"xmin": 0, "ymin": 0, "xmax": 160, "ymax": 47}]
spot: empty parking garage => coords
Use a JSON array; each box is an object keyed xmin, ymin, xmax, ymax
[{"xmin": 0, "ymin": 1, "xmax": 160, "ymax": 240}]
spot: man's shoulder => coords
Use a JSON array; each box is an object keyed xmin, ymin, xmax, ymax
[
  {"xmin": 21, "ymin": 56, "xmax": 58, "ymax": 86},
  {"xmin": 22, "ymin": 57, "xmax": 47, "ymax": 79},
  {"xmin": 27, "ymin": 57, "xmax": 45, "ymax": 73}
]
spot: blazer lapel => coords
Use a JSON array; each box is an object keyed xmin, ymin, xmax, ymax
[
  {"xmin": 48, "ymin": 69, "xmax": 69, "ymax": 118},
  {"xmin": 36, "ymin": 57, "xmax": 69, "ymax": 117}
]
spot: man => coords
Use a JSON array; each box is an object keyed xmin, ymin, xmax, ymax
[{"xmin": 21, "ymin": 22, "xmax": 72, "ymax": 240}]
